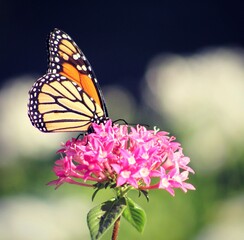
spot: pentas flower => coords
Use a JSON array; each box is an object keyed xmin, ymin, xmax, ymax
[{"xmin": 48, "ymin": 120, "xmax": 195, "ymax": 196}]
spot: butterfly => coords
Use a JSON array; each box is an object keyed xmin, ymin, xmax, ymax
[{"xmin": 28, "ymin": 28, "xmax": 109, "ymax": 133}]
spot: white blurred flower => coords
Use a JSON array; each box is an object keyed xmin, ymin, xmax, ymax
[
  {"xmin": 0, "ymin": 195, "xmax": 90, "ymax": 240},
  {"xmin": 144, "ymin": 48, "xmax": 244, "ymax": 173},
  {"xmin": 0, "ymin": 76, "xmax": 68, "ymax": 165},
  {"xmin": 194, "ymin": 195, "xmax": 244, "ymax": 240}
]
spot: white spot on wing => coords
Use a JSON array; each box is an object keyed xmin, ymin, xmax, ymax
[
  {"xmin": 82, "ymin": 65, "xmax": 87, "ymax": 71},
  {"xmin": 73, "ymin": 53, "xmax": 80, "ymax": 60}
]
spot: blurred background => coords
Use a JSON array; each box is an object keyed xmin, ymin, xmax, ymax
[{"xmin": 1, "ymin": 1, "xmax": 244, "ymax": 239}]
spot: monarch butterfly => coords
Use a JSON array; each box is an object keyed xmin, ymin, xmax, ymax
[{"xmin": 28, "ymin": 28, "xmax": 109, "ymax": 133}]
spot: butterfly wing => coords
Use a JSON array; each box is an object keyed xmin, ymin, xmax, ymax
[{"xmin": 28, "ymin": 28, "xmax": 108, "ymax": 132}]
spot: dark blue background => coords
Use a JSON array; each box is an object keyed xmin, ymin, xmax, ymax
[{"xmin": 1, "ymin": 1, "xmax": 243, "ymax": 95}]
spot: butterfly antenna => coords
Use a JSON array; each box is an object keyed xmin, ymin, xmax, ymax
[
  {"xmin": 113, "ymin": 119, "xmax": 149, "ymax": 128},
  {"xmin": 112, "ymin": 119, "xmax": 128, "ymax": 125}
]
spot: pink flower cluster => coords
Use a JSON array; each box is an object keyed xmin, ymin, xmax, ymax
[{"xmin": 49, "ymin": 120, "xmax": 195, "ymax": 196}]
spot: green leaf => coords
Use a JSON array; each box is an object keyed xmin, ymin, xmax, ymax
[
  {"xmin": 87, "ymin": 197, "xmax": 127, "ymax": 240},
  {"xmin": 138, "ymin": 189, "xmax": 149, "ymax": 202},
  {"xmin": 91, "ymin": 183, "xmax": 106, "ymax": 201},
  {"xmin": 122, "ymin": 197, "xmax": 147, "ymax": 233}
]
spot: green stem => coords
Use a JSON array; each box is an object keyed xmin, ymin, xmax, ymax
[
  {"xmin": 115, "ymin": 185, "xmax": 132, "ymax": 198},
  {"xmin": 111, "ymin": 216, "xmax": 121, "ymax": 240}
]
